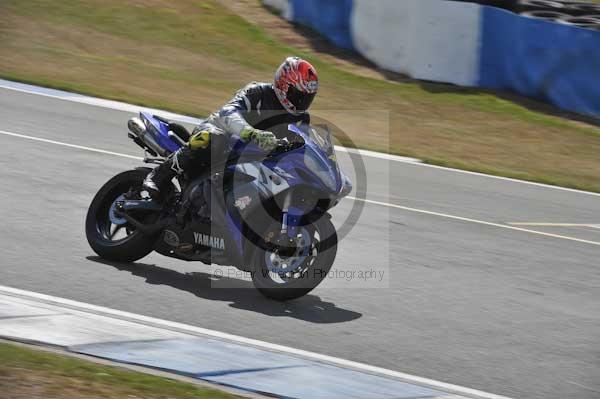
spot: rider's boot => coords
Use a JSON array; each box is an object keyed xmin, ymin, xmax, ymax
[{"xmin": 143, "ymin": 148, "xmax": 190, "ymax": 201}]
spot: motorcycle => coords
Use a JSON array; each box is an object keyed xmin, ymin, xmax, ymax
[{"xmin": 85, "ymin": 112, "xmax": 352, "ymax": 300}]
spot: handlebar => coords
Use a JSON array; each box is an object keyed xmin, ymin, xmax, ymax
[
  {"xmin": 276, "ymin": 137, "xmax": 290, "ymax": 151},
  {"xmin": 273, "ymin": 137, "xmax": 304, "ymax": 154}
]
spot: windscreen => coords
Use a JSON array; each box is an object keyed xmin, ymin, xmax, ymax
[
  {"xmin": 307, "ymin": 125, "xmax": 334, "ymax": 156},
  {"xmin": 288, "ymin": 123, "xmax": 335, "ymax": 157}
]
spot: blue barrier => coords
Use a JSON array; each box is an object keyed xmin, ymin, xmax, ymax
[
  {"xmin": 480, "ymin": 7, "xmax": 600, "ymax": 118},
  {"xmin": 290, "ymin": 0, "xmax": 354, "ymax": 50},
  {"xmin": 265, "ymin": 1, "xmax": 600, "ymax": 119}
]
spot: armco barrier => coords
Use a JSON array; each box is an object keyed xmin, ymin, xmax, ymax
[
  {"xmin": 262, "ymin": 0, "xmax": 600, "ymax": 119},
  {"xmin": 479, "ymin": 6, "xmax": 600, "ymax": 118}
]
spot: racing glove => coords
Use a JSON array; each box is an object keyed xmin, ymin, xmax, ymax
[{"xmin": 240, "ymin": 127, "xmax": 277, "ymax": 152}]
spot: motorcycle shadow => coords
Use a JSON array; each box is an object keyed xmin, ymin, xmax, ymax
[{"xmin": 87, "ymin": 256, "xmax": 362, "ymax": 324}]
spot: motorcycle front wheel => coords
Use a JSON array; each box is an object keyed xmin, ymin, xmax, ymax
[{"xmin": 251, "ymin": 216, "xmax": 337, "ymax": 301}]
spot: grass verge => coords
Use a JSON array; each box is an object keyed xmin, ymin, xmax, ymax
[
  {"xmin": 0, "ymin": 342, "xmax": 240, "ymax": 399},
  {"xmin": 0, "ymin": 0, "xmax": 599, "ymax": 191}
]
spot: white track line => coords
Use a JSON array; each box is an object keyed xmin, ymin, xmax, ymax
[
  {"xmin": 333, "ymin": 145, "xmax": 420, "ymax": 163},
  {"xmin": 0, "ymin": 285, "xmax": 511, "ymax": 399},
  {"xmin": 1, "ymin": 78, "xmax": 599, "ymax": 198},
  {"xmin": 0, "ymin": 80, "xmax": 203, "ymax": 125},
  {"xmin": 2, "ymin": 129, "xmax": 598, "ymax": 247},
  {"xmin": 508, "ymin": 223, "xmax": 600, "ymax": 228},
  {"xmin": 348, "ymin": 197, "xmax": 600, "ymax": 247},
  {"xmin": 0, "ymin": 130, "xmax": 142, "ymax": 160}
]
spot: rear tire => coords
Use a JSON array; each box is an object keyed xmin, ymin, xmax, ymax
[
  {"xmin": 85, "ymin": 169, "xmax": 157, "ymax": 263},
  {"xmin": 520, "ymin": 10, "xmax": 569, "ymax": 21},
  {"xmin": 518, "ymin": 0, "xmax": 565, "ymax": 13},
  {"xmin": 557, "ymin": 15, "xmax": 600, "ymax": 29}
]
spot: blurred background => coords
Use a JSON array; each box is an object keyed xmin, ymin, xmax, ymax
[{"xmin": 1, "ymin": 0, "xmax": 600, "ymax": 192}]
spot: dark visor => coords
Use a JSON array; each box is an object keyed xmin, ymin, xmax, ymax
[{"xmin": 287, "ymin": 86, "xmax": 316, "ymax": 112}]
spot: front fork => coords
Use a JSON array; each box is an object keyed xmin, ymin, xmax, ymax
[
  {"xmin": 280, "ymin": 191, "xmax": 305, "ymax": 238},
  {"xmin": 281, "ymin": 190, "xmax": 292, "ymax": 236},
  {"xmin": 275, "ymin": 191, "xmax": 305, "ymax": 253}
]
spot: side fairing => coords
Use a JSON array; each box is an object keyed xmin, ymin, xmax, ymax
[
  {"xmin": 227, "ymin": 162, "xmax": 292, "ymax": 222},
  {"xmin": 226, "ymin": 161, "xmax": 295, "ymax": 260}
]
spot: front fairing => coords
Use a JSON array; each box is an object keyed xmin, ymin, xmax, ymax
[
  {"xmin": 224, "ymin": 124, "xmax": 352, "ymax": 253},
  {"xmin": 286, "ymin": 124, "xmax": 343, "ymax": 195}
]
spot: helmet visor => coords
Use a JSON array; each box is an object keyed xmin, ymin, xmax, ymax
[{"xmin": 287, "ymin": 85, "xmax": 316, "ymax": 112}]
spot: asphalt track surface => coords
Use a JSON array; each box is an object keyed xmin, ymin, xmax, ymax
[{"xmin": 0, "ymin": 87, "xmax": 599, "ymax": 399}]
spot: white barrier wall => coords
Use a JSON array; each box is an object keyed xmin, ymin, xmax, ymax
[
  {"xmin": 261, "ymin": 0, "xmax": 480, "ymax": 85},
  {"xmin": 351, "ymin": 0, "xmax": 481, "ymax": 86}
]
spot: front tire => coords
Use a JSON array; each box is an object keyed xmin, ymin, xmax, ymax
[
  {"xmin": 85, "ymin": 169, "xmax": 157, "ymax": 263},
  {"xmin": 251, "ymin": 216, "xmax": 337, "ymax": 301}
]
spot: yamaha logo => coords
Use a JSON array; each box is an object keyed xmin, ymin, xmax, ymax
[{"xmin": 194, "ymin": 233, "xmax": 225, "ymax": 250}]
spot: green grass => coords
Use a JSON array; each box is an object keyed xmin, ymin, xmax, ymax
[
  {"xmin": 0, "ymin": 342, "xmax": 239, "ymax": 399},
  {"xmin": 1, "ymin": 0, "xmax": 599, "ymax": 192}
]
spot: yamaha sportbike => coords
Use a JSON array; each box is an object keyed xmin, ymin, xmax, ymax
[{"xmin": 86, "ymin": 112, "xmax": 352, "ymax": 300}]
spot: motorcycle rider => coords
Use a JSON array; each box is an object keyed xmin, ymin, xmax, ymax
[{"xmin": 143, "ymin": 56, "xmax": 319, "ymax": 198}]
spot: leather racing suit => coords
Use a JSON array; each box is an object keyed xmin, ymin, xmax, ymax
[{"xmin": 144, "ymin": 82, "xmax": 310, "ymax": 195}]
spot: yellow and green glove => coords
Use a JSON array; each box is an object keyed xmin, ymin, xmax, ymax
[{"xmin": 240, "ymin": 127, "xmax": 277, "ymax": 152}]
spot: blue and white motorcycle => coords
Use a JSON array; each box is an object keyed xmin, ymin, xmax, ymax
[{"xmin": 86, "ymin": 112, "xmax": 352, "ymax": 300}]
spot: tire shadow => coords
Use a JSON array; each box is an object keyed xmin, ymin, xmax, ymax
[{"xmin": 86, "ymin": 256, "xmax": 362, "ymax": 324}]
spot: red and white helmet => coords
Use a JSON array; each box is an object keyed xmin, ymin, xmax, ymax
[{"xmin": 274, "ymin": 57, "xmax": 319, "ymax": 115}]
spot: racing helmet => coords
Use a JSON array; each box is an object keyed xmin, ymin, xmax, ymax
[{"xmin": 274, "ymin": 57, "xmax": 319, "ymax": 115}]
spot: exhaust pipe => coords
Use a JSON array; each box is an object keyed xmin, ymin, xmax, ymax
[
  {"xmin": 119, "ymin": 199, "xmax": 163, "ymax": 213},
  {"xmin": 128, "ymin": 117, "xmax": 169, "ymax": 157},
  {"xmin": 114, "ymin": 199, "xmax": 170, "ymax": 235},
  {"xmin": 115, "ymin": 209, "xmax": 169, "ymax": 236}
]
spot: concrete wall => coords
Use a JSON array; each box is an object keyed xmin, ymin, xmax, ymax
[{"xmin": 352, "ymin": 0, "xmax": 481, "ymax": 86}]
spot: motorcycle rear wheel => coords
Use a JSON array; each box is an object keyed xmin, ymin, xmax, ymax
[{"xmin": 85, "ymin": 169, "xmax": 157, "ymax": 263}]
